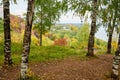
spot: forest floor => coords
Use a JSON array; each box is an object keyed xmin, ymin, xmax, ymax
[{"xmin": 0, "ymin": 54, "xmax": 114, "ymax": 80}]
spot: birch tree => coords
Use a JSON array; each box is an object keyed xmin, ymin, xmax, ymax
[
  {"xmin": 87, "ymin": 0, "xmax": 97, "ymax": 56},
  {"xmin": 20, "ymin": 0, "xmax": 35, "ymax": 79},
  {"xmin": 111, "ymin": 33, "xmax": 120, "ymax": 79},
  {"xmin": 3, "ymin": 0, "xmax": 12, "ymax": 65},
  {"xmin": 100, "ymin": 0, "xmax": 120, "ymax": 54}
]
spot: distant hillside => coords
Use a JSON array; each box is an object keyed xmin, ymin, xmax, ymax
[{"xmin": 56, "ymin": 23, "xmax": 82, "ymax": 27}]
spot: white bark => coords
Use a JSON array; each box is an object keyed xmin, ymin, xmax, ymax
[
  {"xmin": 20, "ymin": 0, "xmax": 35, "ymax": 79},
  {"xmin": 21, "ymin": 62, "xmax": 28, "ymax": 79}
]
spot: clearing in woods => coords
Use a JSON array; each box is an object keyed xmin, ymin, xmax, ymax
[{"xmin": 0, "ymin": 54, "xmax": 114, "ymax": 80}]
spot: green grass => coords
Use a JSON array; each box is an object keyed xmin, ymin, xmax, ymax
[
  {"xmin": 29, "ymin": 46, "xmax": 87, "ymax": 62},
  {"xmin": 0, "ymin": 41, "xmax": 114, "ymax": 65},
  {"xmin": 0, "ymin": 43, "xmax": 87, "ymax": 65}
]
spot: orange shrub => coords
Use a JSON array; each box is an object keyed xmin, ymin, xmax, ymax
[{"xmin": 54, "ymin": 38, "xmax": 67, "ymax": 46}]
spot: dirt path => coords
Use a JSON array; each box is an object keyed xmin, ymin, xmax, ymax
[{"xmin": 0, "ymin": 54, "xmax": 113, "ymax": 80}]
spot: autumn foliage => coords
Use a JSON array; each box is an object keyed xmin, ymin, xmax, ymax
[
  {"xmin": 54, "ymin": 38, "xmax": 67, "ymax": 46},
  {"xmin": 10, "ymin": 15, "xmax": 25, "ymax": 32}
]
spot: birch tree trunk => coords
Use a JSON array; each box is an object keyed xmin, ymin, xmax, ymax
[
  {"xmin": 111, "ymin": 33, "xmax": 120, "ymax": 80},
  {"xmin": 87, "ymin": 0, "xmax": 97, "ymax": 56},
  {"xmin": 3, "ymin": 0, "xmax": 12, "ymax": 65},
  {"xmin": 20, "ymin": 0, "xmax": 35, "ymax": 79},
  {"xmin": 111, "ymin": 1, "xmax": 119, "ymax": 79}
]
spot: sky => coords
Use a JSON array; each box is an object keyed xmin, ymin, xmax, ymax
[
  {"xmin": 10, "ymin": 0, "xmax": 82, "ymax": 23},
  {"xmin": 1, "ymin": 0, "xmax": 108, "ymax": 41}
]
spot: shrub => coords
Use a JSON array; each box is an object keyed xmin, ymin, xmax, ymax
[
  {"xmin": 54, "ymin": 38, "xmax": 67, "ymax": 46},
  {"xmin": 42, "ymin": 35, "xmax": 54, "ymax": 46}
]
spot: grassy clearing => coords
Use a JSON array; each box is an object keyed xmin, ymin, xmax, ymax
[
  {"xmin": 29, "ymin": 46, "xmax": 87, "ymax": 62},
  {"xmin": 0, "ymin": 41, "xmax": 109, "ymax": 65},
  {"xmin": 0, "ymin": 42, "xmax": 88, "ymax": 65}
]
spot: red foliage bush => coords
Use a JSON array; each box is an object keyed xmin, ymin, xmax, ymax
[{"xmin": 54, "ymin": 38, "xmax": 67, "ymax": 46}]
